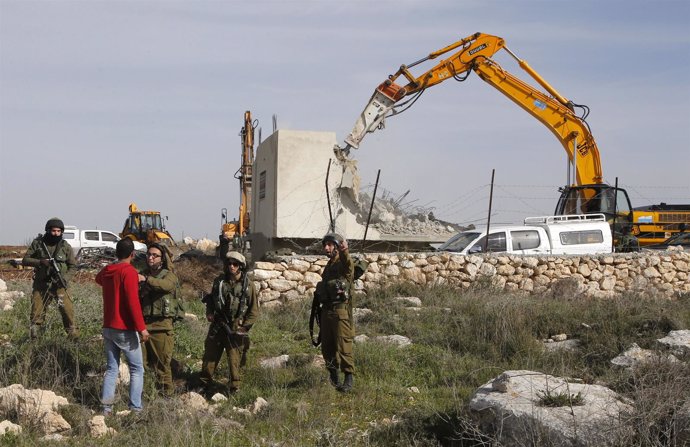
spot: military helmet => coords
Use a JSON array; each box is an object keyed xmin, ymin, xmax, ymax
[
  {"xmin": 226, "ymin": 251, "xmax": 246, "ymax": 268},
  {"xmin": 322, "ymin": 232, "xmax": 344, "ymax": 247},
  {"xmin": 45, "ymin": 217, "xmax": 65, "ymax": 232}
]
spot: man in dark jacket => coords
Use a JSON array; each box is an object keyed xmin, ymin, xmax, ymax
[{"xmin": 22, "ymin": 217, "xmax": 78, "ymax": 339}]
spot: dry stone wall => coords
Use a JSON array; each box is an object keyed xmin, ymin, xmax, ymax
[{"xmin": 251, "ymin": 248, "xmax": 690, "ymax": 306}]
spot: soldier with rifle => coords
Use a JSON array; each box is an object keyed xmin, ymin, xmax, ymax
[
  {"xmin": 199, "ymin": 251, "xmax": 259, "ymax": 395},
  {"xmin": 22, "ymin": 217, "xmax": 78, "ymax": 339},
  {"xmin": 312, "ymin": 233, "xmax": 355, "ymax": 392}
]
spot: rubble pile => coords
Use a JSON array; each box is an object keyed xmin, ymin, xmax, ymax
[
  {"xmin": 355, "ymin": 191, "xmax": 467, "ymax": 236},
  {"xmin": 76, "ymin": 247, "xmax": 117, "ymax": 269}
]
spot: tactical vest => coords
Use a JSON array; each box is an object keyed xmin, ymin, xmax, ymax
[
  {"xmin": 31, "ymin": 238, "xmax": 72, "ymax": 285},
  {"xmin": 140, "ymin": 269, "xmax": 183, "ymax": 320},
  {"xmin": 211, "ymin": 277, "xmax": 249, "ymax": 328},
  {"xmin": 316, "ymin": 278, "xmax": 351, "ymax": 305}
]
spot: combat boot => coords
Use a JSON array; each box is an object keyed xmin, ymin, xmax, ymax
[
  {"xmin": 338, "ymin": 373, "xmax": 353, "ymax": 393},
  {"xmin": 328, "ymin": 368, "xmax": 340, "ymax": 387}
]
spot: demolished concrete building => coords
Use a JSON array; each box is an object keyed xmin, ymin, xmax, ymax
[{"xmin": 249, "ymin": 130, "xmax": 461, "ymax": 260}]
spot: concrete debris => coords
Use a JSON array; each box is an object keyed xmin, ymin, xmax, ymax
[
  {"xmin": 194, "ymin": 238, "xmax": 218, "ymax": 254},
  {"xmin": 355, "ymin": 191, "xmax": 469, "ymax": 236},
  {"xmin": 76, "ymin": 247, "xmax": 118, "ymax": 269}
]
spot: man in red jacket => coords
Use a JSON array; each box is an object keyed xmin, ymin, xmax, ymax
[{"xmin": 96, "ymin": 238, "xmax": 150, "ymax": 414}]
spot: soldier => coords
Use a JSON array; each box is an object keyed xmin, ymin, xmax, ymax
[
  {"xmin": 618, "ymin": 225, "xmax": 640, "ymax": 253},
  {"xmin": 22, "ymin": 217, "xmax": 78, "ymax": 339},
  {"xmin": 138, "ymin": 243, "xmax": 178, "ymax": 396},
  {"xmin": 315, "ymin": 233, "xmax": 355, "ymax": 392},
  {"xmin": 200, "ymin": 251, "xmax": 259, "ymax": 395}
]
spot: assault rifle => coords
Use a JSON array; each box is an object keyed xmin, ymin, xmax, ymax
[
  {"xmin": 309, "ymin": 292, "xmax": 321, "ymax": 347},
  {"xmin": 214, "ymin": 298, "xmax": 251, "ymax": 367},
  {"xmin": 202, "ymin": 273, "xmax": 251, "ymax": 361},
  {"xmin": 41, "ymin": 241, "xmax": 69, "ymax": 290}
]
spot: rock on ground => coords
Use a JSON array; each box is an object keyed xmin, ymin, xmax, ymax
[
  {"xmin": 0, "ymin": 384, "xmax": 71, "ymax": 434},
  {"xmin": 469, "ymin": 370, "xmax": 632, "ymax": 447},
  {"xmin": 657, "ymin": 330, "xmax": 690, "ymax": 357},
  {"xmin": 611, "ymin": 343, "xmax": 678, "ymax": 369},
  {"xmin": 88, "ymin": 415, "xmax": 116, "ymax": 438},
  {"xmin": 260, "ymin": 354, "xmax": 289, "ymax": 369},
  {"xmin": 374, "ymin": 335, "xmax": 412, "ymax": 347},
  {"xmin": 0, "ymin": 420, "xmax": 22, "ymax": 435}
]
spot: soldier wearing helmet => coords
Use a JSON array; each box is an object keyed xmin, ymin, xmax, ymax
[
  {"xmin": 137, "ymin": 242, "xmax": 179, "ymax": 396},
  {"xmin": 199, "ymin": 250, "xmax": 259, "ymax": 395},
  {"xmin": 22, "ymin": 217, "xmax": 78, "ymax": 339},
  {"xmin": 315, "ymin": 232, "xmax": 355, "ymax": 392}
]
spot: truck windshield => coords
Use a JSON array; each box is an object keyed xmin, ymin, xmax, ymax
[{"xmin": 438, "ymin": 232, "xmax": 481, "ymax": 252}]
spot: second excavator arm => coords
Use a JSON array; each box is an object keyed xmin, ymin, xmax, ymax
[{"xmin": 336, "ymin": 32, "xmax": 603, "ymax": 186}]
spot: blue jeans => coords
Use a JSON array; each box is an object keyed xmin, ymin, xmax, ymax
[{"xmin": 101, "ymin": 328, "xmax": 144, "ymax": 412}]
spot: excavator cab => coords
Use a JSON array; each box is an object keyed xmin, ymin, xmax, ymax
[
  {"xmin": 219, "ymin": 208, "xmax": 242, "ymax": 259},
  {"xmin": 556, "ymin": 184, "xmax": 633, "ymax": 236},
  {"xmin": 121, "ymin": 202, "xmax": 176, "ymax": 247}
]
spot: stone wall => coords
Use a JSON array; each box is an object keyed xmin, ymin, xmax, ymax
[{"xmin": 251, "ymin": 249, "xmax": 690, "ymax": 306}]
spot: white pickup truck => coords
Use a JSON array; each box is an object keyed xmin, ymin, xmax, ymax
[
  {"xmin": 438, "ymin": 214, "xmax": 612, "ymax": 255},
  {"xmin": 63, "ymin": 226, "xmax": 146, "ymax": 257}
]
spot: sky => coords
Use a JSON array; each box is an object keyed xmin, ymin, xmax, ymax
[{"xmin": 1, "ymin": 0, "xmax": 689, "ymax": 245}]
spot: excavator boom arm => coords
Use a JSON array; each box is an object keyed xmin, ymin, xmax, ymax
[{"xmin": 340, "ymin": 32, "xmax": 602, "ymax": 185}]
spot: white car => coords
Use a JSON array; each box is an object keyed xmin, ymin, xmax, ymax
[{"xmin": 63, "ymin": 226, "xmax": 147, "ymax": 257}]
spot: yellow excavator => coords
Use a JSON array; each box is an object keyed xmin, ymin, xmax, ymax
[
  {"xmin": 219, "ymin": 111, "xmax": 256, "ymax": 257},
  {"xmin": 120, "ymin": 202, "xmax": 176, "ymax": 247},
  {"xmin": 335, "ymin": 32, "xmax": 689, "ymax": 245}
]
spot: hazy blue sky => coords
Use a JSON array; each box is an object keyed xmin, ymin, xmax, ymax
[{"xmin": 2, "ymin": 0, "xmax": 689, "ymax": 244}]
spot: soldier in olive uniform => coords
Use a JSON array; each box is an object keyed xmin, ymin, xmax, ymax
[
  {"xmin": 200, "ymin": 251, "xmax": 259, "ymax": 395},
  {"xmin": 138, "ymin": 243, "xmax": 178, "ymax": 396},
  {"xmin": 315, "ymin": 233, "xmax": 355, "ymax": 392},
  {"xmin": 617, "ymin": 225, "xmax": 640, "ymax": 253},
  {"xmin": 22, "ymin": 218, "xmax": 78, "ymax": 339}
]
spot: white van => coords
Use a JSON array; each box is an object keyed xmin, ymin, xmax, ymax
[{"xmin": 438, "ymin": 214, "xmax": 612, "ymax": 255}]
